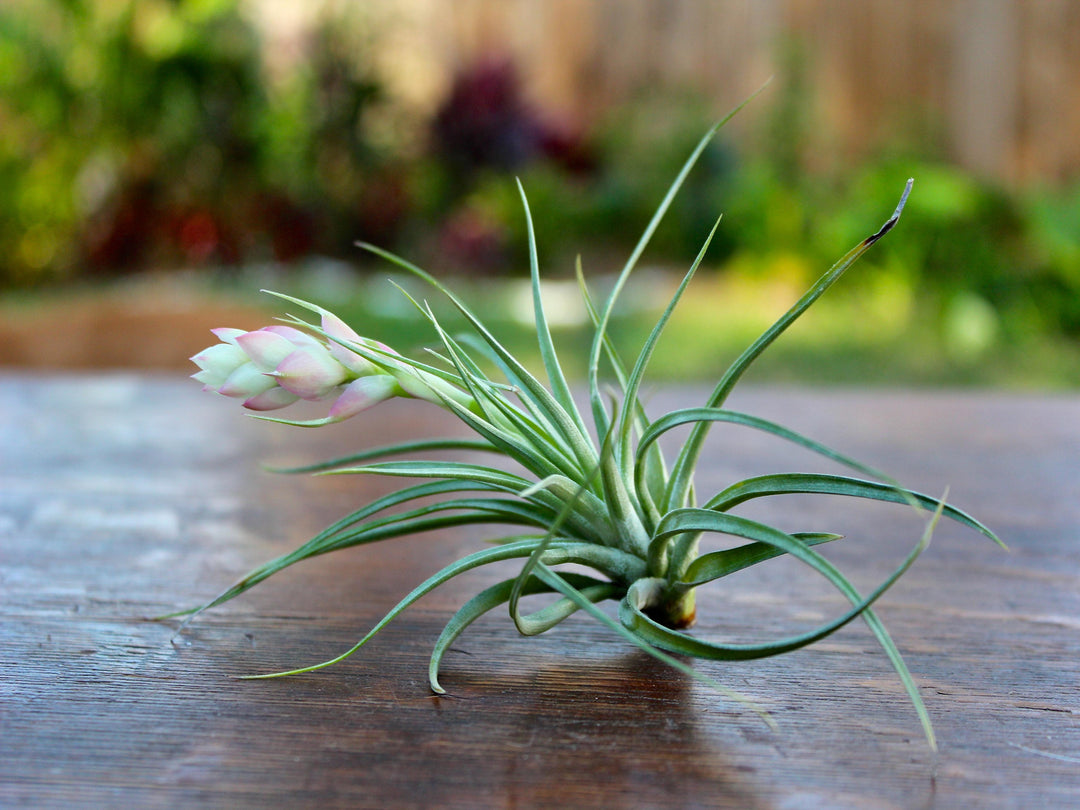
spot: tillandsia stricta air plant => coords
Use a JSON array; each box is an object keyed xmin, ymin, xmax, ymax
[{"xmin": 178, "ymin": 100, "xmax": 1003, "ymax": 750}]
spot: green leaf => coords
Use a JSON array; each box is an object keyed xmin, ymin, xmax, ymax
[
  {"xmin": 649, "ymin": 508, "xmax": 890, "ymax": 611},
  {"xmin": 639, "ymin": 499, "xmax": 944, "ymax": 749},
  {"xmin": 616, "ymin": 215, "xmax": 720, "ymax": 509},
  {"xmin": 665, "ymin": 180, "xmax": 915, "ymax": 512},
  {"xmin": 677, "ymin": 532, "xmax": 843, "ymax": 588},
  {"xmin": 623, "ymin": 522, "xmax": 920, "ymax": 657},
  {"xmin": 264, "ymin": 439, "xmax": 499, "ymax": 474},
  {"xmin": 238, "ymin": 539, "xmax": 645, "ymax": 681},
  {"xmin": 200, "ymin": 511, "xmax": 539, "ymax": 616},
  {"xmin": 161, "ymin": 480, "xmax": 510, "ymax": 621},
  {"xmin": 705, "ymin": 472, "xmax": 1005, "ymax": 547},
  {"xmin": 357, "ymin": 241, "xmax": 599, "ymax": 473},
  {"xmin": 237, "ymin": 538, "xmax": 550, "ymax": 679},
  {"xmin": 575, "ymin": 260, "xmax": 670, "ymax": 526},
  {"xmin": 509, "ymin": 450, "xmax": 608, "ymax": 634},
  {"xmin": 587, "ymin": 86, "xmax": 769, "ymax": 434},
  {"xmin": 514, "ymin": 580, "xmax": 623, "ymax": 636},
  {"xmin": 301, "ymin": 479, "xmax": 516, "ymax": 547},
  {"xmin": 454, "ymin": 331, "xmax": 571, "ymax": 443},
  {"xmin": 517, "ymin": 179, "xmax": 593, "ymax": 446},
  {"xmin": 634, "ymin": 407, "xmax": 898, "ymax": 510},
  {"xmin": 428, "ymin": 573, "xmax": 617, "ymax": 694},
  {"xmin": 325, "ymin": 458, "xmax": 531, "ymax": 486},
  {"xmin": 428, "ymin": 327, "xmax": 575, "ymax": 459},
  {"xmin": 596, "ymin": 420, "xmax": 651, "ymax": 558},
  {"xmin": 334, "ymin": 459, "xmax": 612, "ymax": 540},
  {"xmin": 420, "ymin": 314, "xmax": 586, "ymax": 482}
]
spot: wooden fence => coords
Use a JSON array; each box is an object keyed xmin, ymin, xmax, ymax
[{"xmin": 344, "ymin": 0, "xmax": 1080, "ymax": 185}]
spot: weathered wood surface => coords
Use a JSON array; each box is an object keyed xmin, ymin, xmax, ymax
[{"xmin": 2, "ymin": 374, "xmax": 1078, "ymax": 809}]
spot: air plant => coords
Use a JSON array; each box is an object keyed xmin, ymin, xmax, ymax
[{"xmin": 180, "ymin": 101, "xmax": 1002, "ymax": 749}]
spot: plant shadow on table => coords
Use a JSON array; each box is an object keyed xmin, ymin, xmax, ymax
[
  {"xmin": 430, "ymin": 640, "xmax": 764, "ymax": 806},
  {"xmin": 168, "ymin": 606, "xmax": 765, "ymax": 806}
]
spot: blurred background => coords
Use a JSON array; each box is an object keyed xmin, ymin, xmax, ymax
[{"xmin": 2, "ymin": 0, "xmax": 1079, "ymax": 386}]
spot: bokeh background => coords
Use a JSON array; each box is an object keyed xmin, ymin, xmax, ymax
[{"xmin": 3, "ymin": 0, "xmax": 1079, "ymax": 386}]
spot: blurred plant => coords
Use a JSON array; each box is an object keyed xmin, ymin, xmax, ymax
[
  {"xmin": 431, "ymin": 57, "xmax": 541, "ymax": 181},
  {"xmin": 484, "ymin": 93, "xmax": 736, "ymax": 268},
  {"xmin": 1018, "ymin": 182, "xmax": 1080, "ymax": 335},
  {"xmin": 0, "ymin": 0, "xmax": 266, "ymax": 281},
  {"xmin": 428, "ymin": 75, "xmax": 1080, "ymax": 363},
  {"xmin": 431, "ymin": 57, "xmax": 594, "ymax": 186},
  {"xmin": 5, "ymin": 3, "xmax": 1079, "ymax": 380},
  {"xmin": 258, "ymin": 8, "xmax": 409, "ymax": 257},
  {"xmin": 422, "ymin": 57, "xmax": 596, "ymax": 271},
  {"xmin": 0, "ymin": 0, "xmax": 400, "ymax": 285}
]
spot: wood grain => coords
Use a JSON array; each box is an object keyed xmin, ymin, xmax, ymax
[{"xmin": 2, "ymin": 375, "xmax": 1078, "ymax": 808}]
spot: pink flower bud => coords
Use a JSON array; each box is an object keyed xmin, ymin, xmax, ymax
[
  {"xmin": 190, "ymin": 343, "xmax": 247, "ymax": 390},
  {"xmin": 210, "ymin": 327, "xmax": 248, "ymax": 346},
  {"xmin": 328, "ymin": 375, "xmax": 400, "ymax": 421},
  {"xmin": 261, "ymin": 325, "xmax": 323, "ymax": 349},
  {"xmin": 321, "ymin": 311, "xmax": 360, "ymax": 343},
  {"xmin": 320, "ymin": 311, "xmax": 380, "ymax": 375},
  {"xmin": 192, "ymin": 297, "xmax": 475, "ymax": 426},
  {"xmin": 236, "ymin": 329, "xmax": 298, "ymax": 372},
  {"xmin": 272, "ymin": 345, "xmax": 348, "ymax": 400},
  {"xmin": 242, "ymin": 387, "xmax": 301, "ymax": 411},
  {"xmin": 218, "ymin": 362, "xmax": 277, "ymax": 399}
]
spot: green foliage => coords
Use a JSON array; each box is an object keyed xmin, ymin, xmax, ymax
[
  {"xmin": 0, "ymin": 0, "xmax": 258, "ymax": 281},
  {"xmin": 442, "ymin": 93, "xmax": 1080, "ymax": 357},
  {"xmin": 175, "ymin": 110, "xmax": 1002, "ymax": 749},
  {"xmin": 0, "ymin": 0, "xmax": 394, "ymax": 284},
  {"xmin": 5, "ymin": 9, "xmax": 1077, "ymax": 382},
  {"xmin": 456, "ymin": 94, "xmax": 741, "ymax": 270}
]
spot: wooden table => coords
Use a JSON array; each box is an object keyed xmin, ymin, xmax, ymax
[{"xmin": 3, "ymin": 374, "xmax": 1078, "ymax": 809}]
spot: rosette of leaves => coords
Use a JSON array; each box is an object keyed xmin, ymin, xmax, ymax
[{"xmin": 176, "ymin": 100, "xmax": 1001, "ymax": 749}]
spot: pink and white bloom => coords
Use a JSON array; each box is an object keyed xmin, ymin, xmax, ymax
[
  {"xmin": 191, "ymin": 306, "xmax": 474, "ymax": 426},
  {"xmin": 191, "ymin": 325, "xmax": 357, "ymax": 414}
]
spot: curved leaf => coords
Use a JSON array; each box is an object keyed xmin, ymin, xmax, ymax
[
  {"xmin": 356, "ymin": 241, "xmax": 599, "ymax": 472},
  {"xmin": 664, "ymin": 180, "xmax": 914, "ymax": 511},
  {"xmin": 509, "ymin": 450, "xmax": 609, "ymax": 635},
  {"xmin": 238, "ymin": 540, "xmax": 645, "ymax": 680},
  {"xmin": 678, "ymin": 532, "xmax": 843, "ymax": 588},
  {"xmin": 531, "ymin": 563, "xmax": 776, "ymax": 727},
  {"xmin": 325, "ymin": 460, "xmax": 614, "ymax": 545},
  {"xmin": 635, "ymin": 499, "xmax": 944, "ymax": 748},
  {"xmin": 706, "ymin": 472, "xmax": 1004, "ymax": 547},
  {"xmin": 194, "ymin": 510, "xmax": 553, "ymax": 618},
  {"xmin": 623, "ymin": 520, "xmax": 924, "ymax": 660},
  {"xmin": 650, "ymin": 508, "xmax": 891, "ymax": 614},
  {"xmin": 587, "ymin": 87, "xmax": 768, "ymax": 433},
  {"xmin": 428, "ymin": 573, "xmax": 615, "ymax": 694},
  {"xmin": 264, "ymin": 439, "xmax": 499, "ymax": 474},
  {"xmin": 637, "ymin": 408, "xmax": 895, "ymax": 508}
]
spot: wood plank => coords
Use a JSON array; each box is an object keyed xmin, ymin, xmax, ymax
[{"xmin": 2, "ymin": 375, "xmax": 1078, "ymax": 808}]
